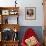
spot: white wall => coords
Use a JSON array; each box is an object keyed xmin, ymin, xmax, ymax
[{"xmin": 0, "ymin": 0, "xmax": 44, "ymax": 26}]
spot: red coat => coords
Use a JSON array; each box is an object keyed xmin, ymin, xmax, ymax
[{"xmin": 21, "ymin": 28, "xmax": 41, "ymax": 46}]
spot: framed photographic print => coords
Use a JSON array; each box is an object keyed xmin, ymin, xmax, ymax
[
  {"xmin": 25, "ymin": 7, "xmax": 36, "ymax": 20},
  {"xmin": 2, "ymin": 10, "xmax": 9, "ymax": 15},
  {"xmin": 2, "ymin": 16, "xmax": 8, "ymax": 24},
  {"xmin": 8, "ymin": 16, "xmax": 18, "ymax": 24}
]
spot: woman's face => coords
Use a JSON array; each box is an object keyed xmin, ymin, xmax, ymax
[
  {"xmin": 25, "ymin": 36, "xmax": 38, "ymax": 46},
  {"xmin": 27, "ymin": 9, "xmax": 33, "ymax": 16}
]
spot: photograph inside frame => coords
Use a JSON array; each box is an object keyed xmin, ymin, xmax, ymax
[{"xmin": 25, "ymin": 7, "xmax": 36, "ymax": 20}]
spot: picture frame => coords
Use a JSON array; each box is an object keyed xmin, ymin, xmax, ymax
[
  {"xmin": 8, "ymin": 16, "xmax": 18, "ymax": 24},
  {"xmin": 9, "ymin": 10, "xmax": 18, "ymax": 15},
  {"xmin": 2, "ymin": 16, "xmax": 8, "ymax": 24},
  {"xmin": 2, "ymin": 16, "xmax": 18, "ymax": 24},
  {"xmin": 2, "ymin": 10, "xmax": 9, "ymax": 15},
  {"xmin": 0, "ymin": 32, "xmax": 1, "ymax": 41},
  {"xmin": 0, "ymin": 15, "xmax": 1, "ymax": 24},
  {"xmin": 25, "ymin": 7, "xmax": 36, "ymax": 20}
]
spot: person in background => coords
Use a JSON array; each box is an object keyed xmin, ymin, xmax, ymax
[{"xmin": 21, "ymin": 28, "xmax": 41, "ymax": 46}]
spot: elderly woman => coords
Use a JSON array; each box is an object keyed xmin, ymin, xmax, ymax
[{"xmin": 21, "ymin": 28, "xmax": 41, "ymax": 46}]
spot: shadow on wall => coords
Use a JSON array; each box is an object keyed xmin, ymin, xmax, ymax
[{"xmin": 18, "ymin": 26, "xmax": 44, "ymax": 44}]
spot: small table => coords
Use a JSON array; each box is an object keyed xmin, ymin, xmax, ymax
[{"xmin": 1, "ymin": 40, "xmax": 19, "ymax": 46}]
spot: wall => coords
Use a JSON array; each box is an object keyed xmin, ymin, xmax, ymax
[
  {"xmin": 0, "ymin": 0, "xmax": 44, "ymax": 26},
  {"xmin": 18, "ymin": 0, "xmax": 44, "ymax": 26}
]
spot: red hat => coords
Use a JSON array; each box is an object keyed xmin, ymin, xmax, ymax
[{"xmin": 24, "ymin": 28, "xmax": 36, "ymax": 40}]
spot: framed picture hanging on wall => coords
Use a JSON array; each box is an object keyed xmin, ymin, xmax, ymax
[{"xmin": 25, "ymin": 7, "xmax": 36, "ymax": 20}]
